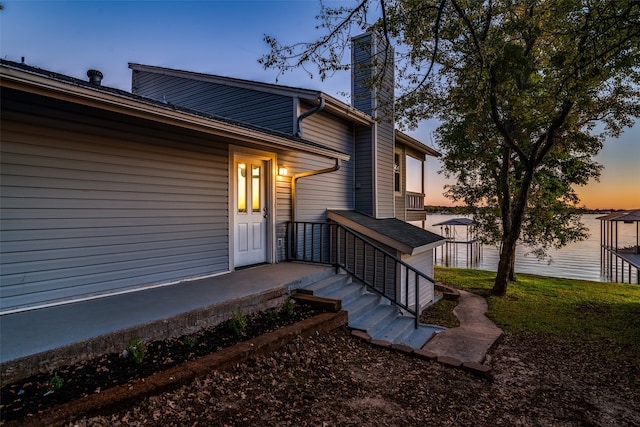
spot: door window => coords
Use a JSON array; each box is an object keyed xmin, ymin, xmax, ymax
[
  {"xmin": 237, "ymin": 163, "xmax": 247, "ymax": 213},
  {"xmin": 252, "ymin": 164, "xmax": 261, "ymax": 211}
]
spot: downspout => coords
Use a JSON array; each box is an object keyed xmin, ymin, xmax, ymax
[
  {"xmin": 291, "ymin": 158, "xmax": 341, "ymax": 222},
  {"xmin": 291, "ymin": 95, "xmax": 336, "ymax": 222},
  {"xmin": 295, "ymin": 96, "xmax": 325, "ymax": 138}
]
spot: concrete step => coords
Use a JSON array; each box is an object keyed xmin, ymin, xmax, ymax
[
  {"xmin": 402, "ymin": 324, "xmax": 446, "ymax": 349},
  {"xmin": 286, "ymin": 265, "xmax": 338, "ymax": 291},
  {"xmin": 342, "ymin": 293, "xmax": 381, "ymax": 322},
  {"xmin": 301, "ymin": 271, "xmax": 446, "ymax": 351},
  {"xmin": 324, "ymin": 283, "xmax": 364, "ymax": 305},
  {"xmin": 350, "ymin": 304, "xmax": 398, "ymax": 334},
  {"xmin": 371, "ymin": 316, "xmax": 416, "ymax": 344},
  {"xmin": 303, "ymin": 273, "xmax": 351, "ymax": 296}
]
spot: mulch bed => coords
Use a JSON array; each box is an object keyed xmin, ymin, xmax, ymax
[
  {"xmin": 74, "ymin": 328, "xmax": 640, "ymax": 426},
  {"xmin": 0, "ymin": 302, "xmax": 323, "ymax": 423}
]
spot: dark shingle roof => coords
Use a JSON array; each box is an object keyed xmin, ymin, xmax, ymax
[
  {"xmin": 328, "ymin": 210, "xmax": 445, "ymax": 256},
  {"xmin": 596, "ymin": 209, "xmax": 640, "ymax": 222},
  {"xmin": 0, "ymin": 59, "xmax": 348, "ymax": 159}
]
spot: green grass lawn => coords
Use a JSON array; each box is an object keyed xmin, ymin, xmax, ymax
[{"xmin": 434, "ymin": 267, "xmax": 640, "ymax": 355}]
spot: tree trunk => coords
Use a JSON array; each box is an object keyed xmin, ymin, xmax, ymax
[
  {"xmin": 493, "ymin": 232, "xmax": 518, "ymax": 296},
  {"xmin": 493, "ymin": 168, "xmax": 534, "ymax": 295},
  {"xmin": 508, "ymin": 253, "xmax": 517, "ymax": 282}
]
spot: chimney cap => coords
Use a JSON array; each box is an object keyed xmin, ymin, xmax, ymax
[{"xmin": 87, "ymin": 69, "xmax": 103, "ymax": 85}]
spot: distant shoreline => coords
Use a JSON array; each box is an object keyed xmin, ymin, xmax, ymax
[{"xmin": 423, "ymin": 206, "xmax": 627, "ymax": 215}]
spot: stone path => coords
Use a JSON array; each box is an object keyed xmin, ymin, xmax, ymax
[{"xmin": 422, "ymin": 290, "xmax": 503, "ymax": 364}]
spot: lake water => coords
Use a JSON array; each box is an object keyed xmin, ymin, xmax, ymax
[{"xmin": 422, "ymin": 214, "xmax": 639, "ymax": 283}]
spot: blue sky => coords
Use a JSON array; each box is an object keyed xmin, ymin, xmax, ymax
[{"xmin": 2, "ymin": 0, "xmax": 638, "ymax": 209}]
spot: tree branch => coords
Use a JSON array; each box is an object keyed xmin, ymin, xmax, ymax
[{"xmin": 450, "ymin": 0, "xmax": 484, "ymax": 70}]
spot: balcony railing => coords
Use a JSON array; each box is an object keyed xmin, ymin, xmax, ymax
[
  {"xmin": 406, "ymin": 191, "xmax": 425, "ymax": 210},
  {"xmin": 287, "ymin": 221, "xmax": 436, "ymax": 328}
]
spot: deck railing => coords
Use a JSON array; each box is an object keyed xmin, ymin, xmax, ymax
[
  {"xmin": 406, "ymin": 191, "xmax": 425, "ymax": 210},
  {"xmin": 287, "ymin": 221, "xmax": 436, "ymax": 328}
]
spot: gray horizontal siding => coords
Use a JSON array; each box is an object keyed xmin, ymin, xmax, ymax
[
  {"xmin": 1, "ymin": 119, "xmax": 229, "ymax": 311},
  {"xmin": 354, "ymin": 126, "xmax": 374, "ymax": 215},
  {"xmin": 376, "ymin": 121, "xmax": 395, "ymax": 218},
  {"xmin": 274, "ymin": 110, "xmax": 355, "ymax": 225},
  {"xmin": 298, "ymin": 107, "xmax": 353, "ymax": 153},
  {"xmin": 352, "ymin": 32, "xmax": 396, "ymax": 219},
  {"xmin": 352, "ymin": 33, "xmax": 373, "ymax": 114},
  {"xmin": 132, "ymin": 71, "xmax": 294, "ymax": 134},
  {"xmin": 401, "ymin": 251, "xmax": 435, "ymax": 311},
  {"xmin": 276, "ymin": 151, "xmax": 354, "ymax": 224}
]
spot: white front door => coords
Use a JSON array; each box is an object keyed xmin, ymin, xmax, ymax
[{"xmin": 233, "ymin": 157, "xmax": 268, "ymax": 267}]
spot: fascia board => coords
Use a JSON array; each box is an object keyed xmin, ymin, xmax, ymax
[
  {"xmin": 322, "ymin": 96, "xmax": 374, "ymax": 126},
  {"xmin": 409, "ymin": 239, "xmax": 447, "ymax": 255}
]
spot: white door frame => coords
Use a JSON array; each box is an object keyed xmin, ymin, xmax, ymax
[{"xmin": 229, "ymin": 145, "xmax": 277, "ymax": 269}]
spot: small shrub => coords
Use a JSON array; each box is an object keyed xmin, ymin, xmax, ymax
[
  {"xmin": 228, "ymin": 309, "xmax": 248, "ymax": 336},
  {"xmin": 37, "ymin": 373, "xmax": 63, "ymax": 395},
  {"xmin": 265, "ymin": 308, "xmax": 279, "ymax": 322},
  {"xmin": 280, "ymin": 297, "xmax": 295, "ymax": 317},
  {"xmin": 125, "ymin": 335, "xmax": 147, "ymax": 364},
  {"xmin": 183, "ymin": 334, "xmax": 197, "ymax": 348}
]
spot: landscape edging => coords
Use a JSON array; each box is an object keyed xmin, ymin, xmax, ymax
[{"xmin": 9, "ymin": 311, "xmax": 348, "ymax": 427}]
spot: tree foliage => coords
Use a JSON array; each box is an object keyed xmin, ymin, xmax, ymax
[{"xmin": 260, "ymin": 0, "xmax": 640, "ymax": 295}]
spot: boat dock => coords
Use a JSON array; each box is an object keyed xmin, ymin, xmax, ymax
[
  {"xmin": 432, "ymin": 218, "xmax": 482, "ymax": 267},
  {"xmin": 599, "ymin": 209, "xmax": 640, "ymax": 284}
]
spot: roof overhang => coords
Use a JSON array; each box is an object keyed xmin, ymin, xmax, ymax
[
  {"xmin": 129, "ymin": 63, "xmax": 374, "ymax": 127},
  {"xmin": 597, "ymin": 209, "xmax": 640, "ymax": 222},
  {"xmin": 1, "ymin": 63, "xmax": 350, "ymax": 161},
  {"xmin": 395, "ymin": 131, "xmax": 440, "ymax": 157},
  {"xmin": 328, "ymin": 210, "xmax": 446, "ymax": 256},
  {"xmin": 432, "ymin": 218, "xmax": 473, "ymax": 226}
]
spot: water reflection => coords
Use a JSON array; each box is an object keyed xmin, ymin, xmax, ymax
[{"xmin": 422, "ymin": 214, "xmax": 638, "ymax": 283}]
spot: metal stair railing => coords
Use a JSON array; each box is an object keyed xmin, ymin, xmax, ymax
[{"xmin": 288, "ymin": 221, "xmax": 436, "ymax": 328}]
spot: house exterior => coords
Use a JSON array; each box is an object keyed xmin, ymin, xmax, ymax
[{"xmin": 0, "ymin": 33, "xmax": 444, "ymax": 315}]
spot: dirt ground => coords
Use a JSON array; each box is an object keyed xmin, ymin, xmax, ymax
[{"xmin": 72, "ymin": 327, "xmax": 639, "ymax": 427}]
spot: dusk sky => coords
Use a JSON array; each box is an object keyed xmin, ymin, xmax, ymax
[{"xmin": 2, "ymin": 1, "xmax": 638, "ymax": 210}]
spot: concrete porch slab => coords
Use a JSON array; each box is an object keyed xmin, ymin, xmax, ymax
[{"xmin": 0, "ymin": 262, "xmax": 334, "ymax": 384}]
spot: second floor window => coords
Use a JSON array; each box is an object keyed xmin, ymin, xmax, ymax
[
  {"xmin": 394, "ymin": 152, "xmax": 401, "ymax": 193},
  {"xmin": 405, "ymin": 155, "xmax": 424, "ymax": 194}
]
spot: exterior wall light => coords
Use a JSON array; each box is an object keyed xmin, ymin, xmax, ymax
[{"xmin": 278, "ymin": 166, "xmax": 288, "ymax": 176}]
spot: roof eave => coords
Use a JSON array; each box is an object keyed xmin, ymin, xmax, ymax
[
  {"xmin": 327, "ymin": 211, "xmax": 445, "ymax": 255},
  {"xmin": 130, "ymin": 63, "xmax": 374, "ymax": 127},
  {"xmin": 395, "ymin": 131, "xmax": 441, "ymax": 157},
  {"xmin": 2, "ymin": 64, "xmax": 350, "ymax": 161},
  {"xmin": 327, "ymin": 211, "xmax": 414, "ymax": 254}
]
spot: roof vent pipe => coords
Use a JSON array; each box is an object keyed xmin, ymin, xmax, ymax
[
  {"xmin": 87, "ymin": 69, "xmax": 103, "ymax": 86},
  {"xmin": 295, "ymin": 97, "xmax": 325, "ymax": 137}
]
